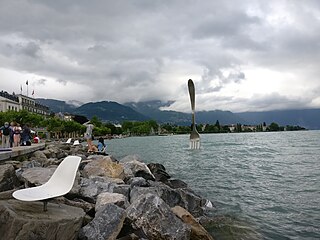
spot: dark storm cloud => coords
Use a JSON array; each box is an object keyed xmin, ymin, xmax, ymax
[
  {"xmin": 3, "ymin": 42, "xmax": 42, "ymax": 59},
  {"xmin": 192, "ymin": 11, "xmax": 261, "ymax": 39},
  {"xmin": 243, "ymin": 93, "xmax": 312, "ymax": 112},
  {"xmin": 0, "ymin": 0, "xmax": 320, "ymax": 111}
]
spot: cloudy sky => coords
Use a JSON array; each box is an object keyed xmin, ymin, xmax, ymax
[{"xmin": 1, "ymin": 0, "xmax": 320, "ymax": 113}]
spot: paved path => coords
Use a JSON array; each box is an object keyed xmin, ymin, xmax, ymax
[{"xmin": 0, "ymin": 143, "xmax": 45, "ymax": 161}]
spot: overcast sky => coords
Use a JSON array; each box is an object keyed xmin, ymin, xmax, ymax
[{"xmin": 1, "ymin": 0, "xmax": 320, "ymax": 113}]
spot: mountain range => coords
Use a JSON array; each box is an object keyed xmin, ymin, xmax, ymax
[{"xmin": 36, "ymin": 98, "xmax": 320, "ymax": 129}]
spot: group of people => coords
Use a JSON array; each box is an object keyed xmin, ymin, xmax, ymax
[{"xmin": 0, "ymin": 122, "xmax": 38, "ymax": 149}]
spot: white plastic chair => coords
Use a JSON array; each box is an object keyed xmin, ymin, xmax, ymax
[
  {"xmin": 65, "ymin": 138, "xmax": 72, "ymax": 144},
  {"xmin": 73, "ymin": 140, "xmax": 80, "ymax": 146},
  {"xmin": 12, "ymin": 155, "xmax": 81, "ymax": 211}
]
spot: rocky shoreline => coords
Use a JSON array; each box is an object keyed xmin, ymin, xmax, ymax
[{"xmin": 0, "ymin": 141, "xmax": 216, "ymax": 240}]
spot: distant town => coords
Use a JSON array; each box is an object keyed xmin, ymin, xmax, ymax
[{"xmin": 0, "ymin": 90, "xmax": 307, "ymax": 139}]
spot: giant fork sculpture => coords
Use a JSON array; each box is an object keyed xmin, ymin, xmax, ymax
[{"xmin": 188, "ymin": 79, "xmax": 200, "ymax": 149}]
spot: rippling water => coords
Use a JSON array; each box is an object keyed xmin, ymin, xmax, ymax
[{"xmin": 106, "ymin": 131, "xmax": 320, "ymax": 240}]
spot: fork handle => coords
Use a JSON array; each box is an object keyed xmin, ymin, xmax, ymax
[
  {"xmin": 188, "ymin": 79, "xmax": 195, "ymax": 111},
  {"xmin": 191, "ymin": 112, "xmax": 196, "ymax": 130},
  {"xmin": 188, "ymin": 79, "xmax": 196, "ymax": 128}
]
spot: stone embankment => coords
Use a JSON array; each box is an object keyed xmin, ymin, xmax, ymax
[{"xmin": 0, "ymin": 141, "xmax": 215, "ymax": 240}]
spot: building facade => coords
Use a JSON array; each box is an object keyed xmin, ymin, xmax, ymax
[
  {"xmin": 0, "ymin": 91, "xmax": 50, "ymax": 115},
  {"xmin": 0, "ymin": 91, "xmax": 20, "ymax": 112}
]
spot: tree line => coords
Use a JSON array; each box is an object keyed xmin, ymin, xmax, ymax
[{"xmin": 0, "ymin": 110, "xmax": 306, "ymax": 138}]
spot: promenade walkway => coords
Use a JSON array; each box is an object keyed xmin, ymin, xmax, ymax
[{"xmin": 0, "ymin": 143, "xmax": 45, "ymax": 161}]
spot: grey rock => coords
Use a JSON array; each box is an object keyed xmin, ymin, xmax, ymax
[
  {"xmin": 79, "ymin": 177, "xmax": 115, "ymax": 203},
  {"xmin": 96, "ymin": 192, "xmax": 129, "ymax": 212},
  {"xmin": 176, "ymin": 188, "xmax": 205, "ymax": 217},
  {"xmin": 167, "ymin": 179, "xmax": 188, "ymax": 189},
  {"xmin": 18, "ymin": 167, "xmax": 80, "ymax": 195},
  {"xmin": 53, "ymin": 197, "xmax": 95, "ymax": 214},
  {"xmin": 132, "ymin": 182, "xmax": 205, "ymax": 217},
  {"xmin": 82, "ymin": 157, "xmax": 125, "ymax": 180},
  {"xmin": 79, "ymin": 203, "xmax": 126, "ymax": 240},
  {"xmin": 31, "ymin": 150, "xmax": 47, "ymax": 159},
  {"xmin": 22, "ymin": 159, "xmax": 43, "ymax": 168},
  {"xmin": 128, "ymin": 177, "xmax": 150, "ymax": 189},
  {"xmin": 119, "ymin": 154, "xmax": 143, "ymax": 163},
  {"xmin": 126, "ymin": 193, "xmax": 190, "ymax": 240},
  {"xmin": 0, "ymin": 199, "xmax": 85, "ymax": 240},
  {"xmin": 44, "ymin": 145, "xmax": 60, "ymax": 158},
  {"xmin": 28, "ymin": 155, "xmax": 49, "ymax": 167},
  {"xmin": 130, "ymin": 183, "xmax": 182, "ymax": 207},
  {"xmin": 0, "ymin": 189, "xmax": 15, "ymax": 200},
  {"xmin": 147, "ymin": 163, "xmax": 171, "ymax": 182},
  {"xmin": 171, "ymin": 206, "xmax": 214, "ymax": 240},
  {"xmin": 0, "ymin": 164, "xmax": 19, "ymax": 192},
  {"xmin": 19, "ymin": 167, "xmax": 56, "ymax": 186},
  {"xmin": 112, "ymin": 184, "xmax": 130, "ymax": 199},
  {"xmin": 121, "ymin": 160, "xmax": 155, "ymax": 181},
  {"xmin": 41, "ymin": 149, "xmax": 55, "ymax": 159}
]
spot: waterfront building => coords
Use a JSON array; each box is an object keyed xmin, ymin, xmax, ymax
[
  {"xmin": 0, "ymin": 91, "xmax": 20, "ymax": 112},
  {"xmin": 0, "ymin": 91, "xmax": 50, "ymax": 116}
]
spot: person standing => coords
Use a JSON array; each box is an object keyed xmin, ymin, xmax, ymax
[
  {"xmin": 0, "ymin": 122, "xmax": 11, "ymax": 148},
  {"xmin": 84, "ymin": 121, "xmax": 94, "ymax": 152},
  {"xmin": 9, "ymin": 122, "xmax": 14, "ymax": 147},
  {"xmin": 21, "ymin": 124, "xmax": 31, "ymax": 146},
  {"xmin": 12, "ymin": 122, "xmax": 22, "ymax": 147}
]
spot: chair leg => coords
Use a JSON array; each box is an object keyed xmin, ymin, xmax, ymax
[{"xmin": 43, "ymin": 201, "xmax": 48, "ymax": 211}]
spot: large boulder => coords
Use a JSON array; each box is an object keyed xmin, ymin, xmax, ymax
[
  {"xmin": 31, "ymin": 150, "xmax": 47, "ymax": 159},
  {"xmin": 0, "ymin": 200, "xmax": 85, "ymax": 240},
  {"xmin": 53, "ymin": 197, "xmax": 94, "ymax": 214},
  {"xmin": 70, "ymin": 145, "xmax": 86, "ymax": 155},
  {"xmin": 112, "ymin": 184, "xmax": 130, "ymax": 199},
  {"xmin": 95, "ymin": 192, "xmax": 129, "ymax": 212},
  {"xmin": 128, "ymin": 177, "xmax": 150, "ymax": 189},
  {"xmin": 82, "ymin": 157, "xmax": 125, "ymax": 180},
  {"xmin": 131, "ymin": 182, "xmax": 205, "ymax": 217},
  {"xmin": 172, "ymin": 206, "xmax": 214, "ymax": 240},
  {"xmin": 0, "ymin": 164, "xmax": 19, "ymax": 192},
  {"xmin": 0, "ymin": 189, "xmax": 15, "ymax": 200},
  {"xmin": 175, "ymin": 188, "xmax": 205, "ymax": 217},
  {"xmin": 147, "ymin": 163, "xmax": 171, "ymax": 182},
  {"xmin": 119, "ymin": 154, "xmax": 142, "ymax": 163},
  {"xmin": 126, "ymin": 193, "xmax": 190, "ymax": 240},
  {"xmin": 79, "ymin": 177, "xmax": 115, "ymax": 203},
  {"xmin": 44, "ymin": 144, "xmax": 71, "ymax": 159},
  {"xmin": 43, "ymin": 145, "xmax": 60, "ymax": 159},
  {"xmin": 18, "ymin": 166, "xmax": 81, "ymax": 195},
  {"xmin": 167, "ymin": 179, "xmax": 188, "ymax": 189},
  {"xmin": 130, "ymin": 184, "xmax": 182, "ymax": 207},
  {"xmin": 29, "ymin": 150, "xmax": 49, "ymax": 167},
  {"xmin": 121, "ymin": 159, "xmax": 155, "ymax": 181},
  {"xmin": 19, "ymin": 167, "xmax": 56, "ymax": 186},
  {"xmin": 79, "ymin": 203, "xmax": 126, "ymax": 240}
]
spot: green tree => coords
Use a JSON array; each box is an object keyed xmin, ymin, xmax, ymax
[
  {"xmin": 0, "ymin": 110, "xmax": 46, "ymax": 128},
  {"xmin": 104, "ymin": 122, "xmax": 122, "ymax": 135},
  {"xmin": 161, "ymin": 123, "xmax": 173, "ymax": 132},
  {"xmin": 268, "ymin": 122, "xmax": 280, "ymax": 131},
  {"xmin": 90, "ymin": 116, "xmax": 102, "ymax": 128},
  {"xmin": 63, "ymin": 120, "xmax": 85, "ymax": 134}
]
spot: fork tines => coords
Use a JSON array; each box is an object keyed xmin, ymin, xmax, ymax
[{"xmin": 190, "ymin": 139, "xmax": 200, "ymax": 149}]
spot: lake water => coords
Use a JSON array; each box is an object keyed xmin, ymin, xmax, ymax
[{"xmin": 105, "ymin": 131, "xmax": 320, "ymax": 240}]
